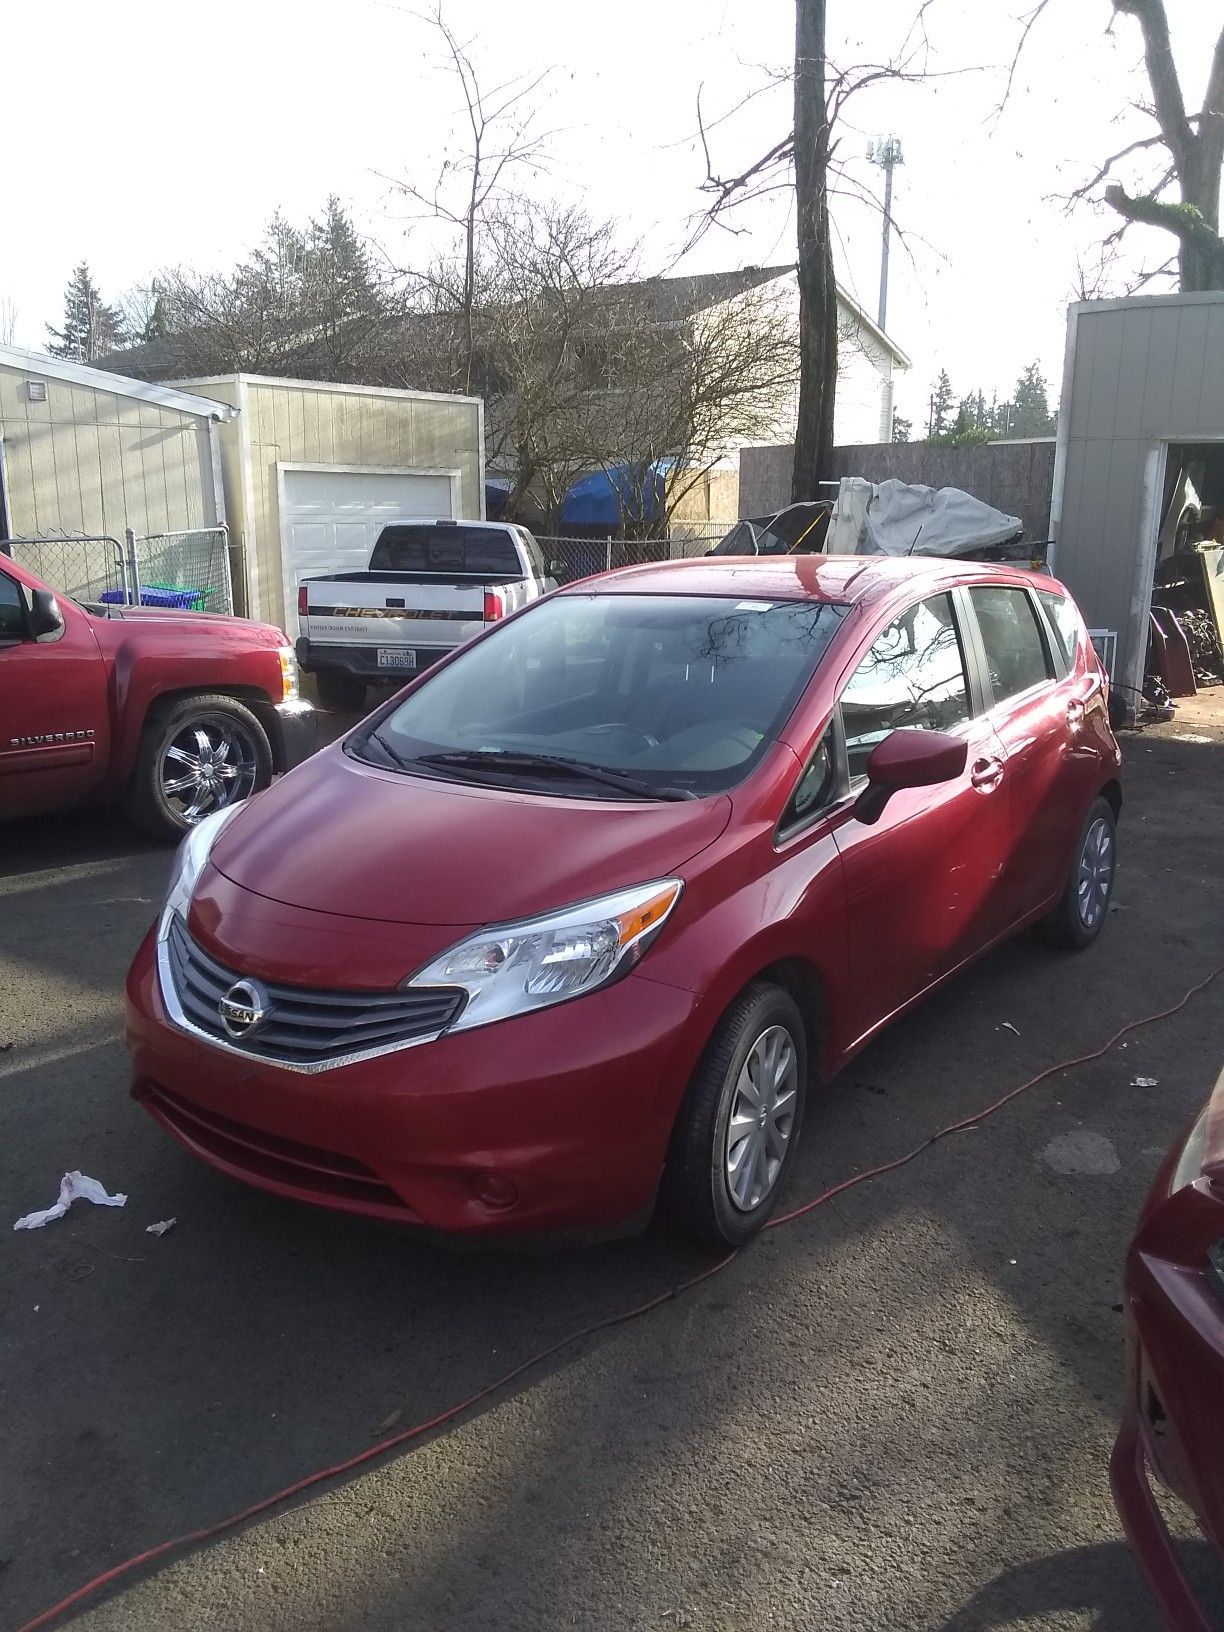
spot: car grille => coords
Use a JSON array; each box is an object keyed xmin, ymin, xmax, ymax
[{"xmin": 163, "ymin": 914, "xmax": 466, "ymax": 1067}]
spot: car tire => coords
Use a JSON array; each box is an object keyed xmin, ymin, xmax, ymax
[
  {"xmin": 663, "ymin": 981, "xmax": 808, "ymax": 1248},
  {"xmin": 315, "ymin": 671, "xmax": 367, "ymax": 713},
  {"xmin": 1038, "ymin": 795, "xmax": 1117, "ymax": 951},
  {"xmin": 125, "ymin": 693, "xmax": 273, "ymax": 841}
]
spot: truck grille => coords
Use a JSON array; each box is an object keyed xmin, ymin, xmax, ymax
[{"xmin": 162, "ymin": 915, "xmax": 466, "ymax": 1068}]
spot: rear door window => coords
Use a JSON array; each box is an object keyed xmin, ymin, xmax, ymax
[
  {"xmin": 840, "ymin": 592, "xmax": 971, "ymax": 781},
  {"xmin": 1035, "ymin": 588, "xmax": 1083, "ymax": 674},
  {"xmin": 968, "ymin": 585, "xmax": 1053, "ymax": 705},
  {"xmin": 369, "ymin": 526, "xmax": 525, "ymax": 578}
]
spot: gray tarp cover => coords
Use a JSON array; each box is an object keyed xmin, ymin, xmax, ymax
[{"xmin": 855, "ymin": 480, "xmax": 1023, "ymax": 557}]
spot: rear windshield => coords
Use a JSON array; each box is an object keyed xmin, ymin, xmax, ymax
[
  {"xmin": 354, "ymin": 591, "xmax": 848, "ymax": 799},
  {"xmin": 369, "ymin": 525, "xmax": 524, "ymax": 578}
]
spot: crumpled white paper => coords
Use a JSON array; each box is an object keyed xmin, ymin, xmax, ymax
[
  {"xmin": 13, "ymin": 1171, "xmax": 127, "ymax": 1231},
  {"xmin": 145, "ymin": 1218, "xmax": 176, "ymax": 1237}
]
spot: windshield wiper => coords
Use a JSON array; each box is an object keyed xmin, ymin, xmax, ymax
[
  {"xmin": 415, "ymin": 749, "xmax": 695, "ymax": 800},
  {"xmin": 364, "ymin": 728, "xmax": 416, "ymax": 771}
]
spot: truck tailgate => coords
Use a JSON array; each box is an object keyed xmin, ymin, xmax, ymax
[{"xmin": 303, "ymin": 577, "xmax": 488, "ymax": 651}]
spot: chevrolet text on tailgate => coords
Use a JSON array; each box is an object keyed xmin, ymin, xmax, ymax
[
  {"xmin": 0, "ymin": 552, "xmax": 313, "ymax": 840},
  {"xmin": 296, "ymin": 518, "xmax": 557, "ymax": 712}
]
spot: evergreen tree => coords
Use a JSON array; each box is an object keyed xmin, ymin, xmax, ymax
[
  {"xmin": 46, "ymin": 262, "xmax": 126, "ymax": 362},
  {"xmin": 928, "ymin": 369, "xmax": 955, "ymax": 437},
  {"xmin": 1009, "ymin": 362, "xmax": 1056, "ymax": 436},
  {"xmin": 891, "ymin": 410, "xmax": 912, "ymax": 443},
  {"xmin": 308, "ymin": 196, "xmax": 377, "ymax": 319}
]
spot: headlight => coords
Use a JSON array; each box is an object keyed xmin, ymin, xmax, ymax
[
  {"xmin": 1171, "ymin": 1109, "xmax": 1210, "ymax": 1193},
  {"xmin": 157, "ymin": 804, "xmax": 242, "ymax": 937},
  {"xmin": 407, "ymin": 879, "xmax": 683, "ymax": 1034},
  {"xmin": 278, "ymin": 645, "xmax": 300, "ymax": 701}
]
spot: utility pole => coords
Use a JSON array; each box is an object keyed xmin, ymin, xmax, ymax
[{"xmin": 868, "ymin": 135, "xmax": 902, "ymax": 441}]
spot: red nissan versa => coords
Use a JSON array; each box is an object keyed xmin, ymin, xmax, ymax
[
  {"xmin": 1112, "ymin": 1063, "xmax": 1224, "ymax": 1630},
  {"xmin": 125, "ymin": 555, "xmax": 1122, "ymax": 1245}
]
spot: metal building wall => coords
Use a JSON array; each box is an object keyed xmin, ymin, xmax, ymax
[
  {"xmin": 1050, "ymin": 290, "xmax": 1224, "ymax": 702},
  {"xmin": 0, "ymin": 358, "xmax": 221, "ymax": 539}
]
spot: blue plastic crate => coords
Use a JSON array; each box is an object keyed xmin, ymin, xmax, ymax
[{"xmin": 99, "ymin": 586, "xmax": 206, "ymax": 610}]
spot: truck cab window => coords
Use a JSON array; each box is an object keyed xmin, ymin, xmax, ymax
[{"xmin": 0, "ymin": 573, "xmax": 28, "ymax": 641}]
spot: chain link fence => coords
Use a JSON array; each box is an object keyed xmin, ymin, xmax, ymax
[
  {"xmin": 130, "ymin": 528, "xmax": 234, "ymax": 614},
  {"xmin": 4, "ymin": 535, "xmax": 129, "ymax": 603},
  {"xmin": 539, "ymin": 529, "xmax": 729, "ymax": 585}
]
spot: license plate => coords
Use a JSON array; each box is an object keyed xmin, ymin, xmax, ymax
[{"xmin": 377, "ymin": 648, "xmax": 418, "ymax": 670}]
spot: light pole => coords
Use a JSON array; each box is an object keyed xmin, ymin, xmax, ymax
[{"xmin": 868, "ymin": 135, "xmax": 903, "ymax": 440}]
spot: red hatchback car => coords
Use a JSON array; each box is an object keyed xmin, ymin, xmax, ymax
[
  {"xmin": 1112, "ymin": 1063, "xmax": 1224, "ymax": 1630},
  {"xmin": 125, "ymin": 555, "xmax": 1122, "ymax": 1244}
]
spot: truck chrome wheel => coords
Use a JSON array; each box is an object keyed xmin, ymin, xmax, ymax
[{"xmin": 160, "ymin": 718, "xmax": 259, "ymax": 824}]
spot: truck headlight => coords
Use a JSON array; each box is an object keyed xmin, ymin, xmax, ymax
[
  {"xmin": 158, "ymin": 804, "xmax": 242, "ymax": 937},
  {"xmin": 407, "ymin": 879, "xmax": 683, "ymax": 1033},
  {"xmin": 278, "ymin": 645, "xmax": 300, "ymax": 701}
]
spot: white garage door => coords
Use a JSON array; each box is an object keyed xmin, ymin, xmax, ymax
[{"xmin": 280, "ymin": 467, "xmax": 456, "ymax": 630}]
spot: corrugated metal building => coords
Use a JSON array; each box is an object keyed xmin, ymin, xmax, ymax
[
  {"xmin": 172, "ymin": 374, "xmax": 483, "ymax": 631},
  {"xmin": 1050, "ymin": 290, "xmax": 1224, "ymax": 703},
  {"xmin": 0, "ymin": 351, "xmax": 484, "ymax": 630},
  {"xmin": 0, "ymin": 345, "xmax": 231, "ymax": 539}
]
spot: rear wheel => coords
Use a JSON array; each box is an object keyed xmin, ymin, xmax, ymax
[
  {"xmin": 315, "ymin": 671, "xmax": 367, "ymax": 713},
  {"xmin": 663, "ymin": 982, "xmax": 808, "ymax": 1247},
  {"xmin": 1039, "ymin": 795, "xmax": 1117, "ymax": 950},
  {"xmin": 125, "ymin": 694, "xmax": 272, "ymax": 841}
]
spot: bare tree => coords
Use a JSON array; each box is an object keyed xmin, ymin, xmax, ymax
[
  {"xmin": 1009, "ymin": 1, "xmax": 1224, "ymax": 291},
  {"xmin": 0, "ymin": 298, "xmax": 17, "ymax": 348},
  {"xmin": 385, "ymin": 4, "xmax": 551, "ymax": 393}
]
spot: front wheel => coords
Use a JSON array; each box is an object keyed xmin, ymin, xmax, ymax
[
  {"xmin": 1039, "ymin": 795, "xmax": 1117, "ymax": 950},
  {"xmin": 125, "ymin": 694, "xmax": 273, "ymax": 841},
  {"xmin": 663, "ymin": 982, "xmax": 808, "ymax": 1247}
]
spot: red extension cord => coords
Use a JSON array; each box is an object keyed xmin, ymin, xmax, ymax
[{"xmin": 16, "ymin": 963, "xmax": 1223, "ymax": 1632}]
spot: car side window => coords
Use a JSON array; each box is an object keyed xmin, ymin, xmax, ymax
[
  {"xmin": 1035, "ymin": 588, "xmax": 1082, "ymax": 674},
  {"xmin": 840, "ymin": 592, "xmax": 971, "ymax": 782},
  {"xmin": 0, "ymin": 571, "xmax": 28, "ymax": 642},
  {"xmin": 779, "ymin": 727, "xmax": 837, "ymax": 834},
  {"xmin": 969, "ymin": 585, "xmax": 1054, "ymax": 705}
]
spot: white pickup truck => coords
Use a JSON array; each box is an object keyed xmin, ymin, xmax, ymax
[{"xmin": 296, "ymin": 520, "xmax": 558, "ymax": 711}]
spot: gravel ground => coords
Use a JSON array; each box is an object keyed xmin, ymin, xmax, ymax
[{"xmin": 2, "ymin": 699, "xmax": 1222, "ymax": 1632}]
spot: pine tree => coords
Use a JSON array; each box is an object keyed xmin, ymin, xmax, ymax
[
  {"xmin": 46, "ymin": 262, "xmax": 126, "ymax": 362},
  {"xmin": 308, "ymin": 196, "xmax": 377, "ymax": 319},
  {"xmin": 928, "ymin": 369, "xmax": 955, "ymax": 437},
  {"xmin": 1009, "ymin": 362, "xmax": 1056, "ymax": 436},
  {"xmin": 891, "ymin": 410, "xmax": 912, "ymax": 443}
]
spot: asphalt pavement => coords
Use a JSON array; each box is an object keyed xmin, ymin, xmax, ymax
[{"xmin": 2, "ymin": 705, "xmax": 1223, "ymax": 1632}]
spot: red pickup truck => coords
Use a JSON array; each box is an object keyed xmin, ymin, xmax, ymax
[{"xmin": 0, "ymin": 552, "xmax": 314, "ymax": 839}]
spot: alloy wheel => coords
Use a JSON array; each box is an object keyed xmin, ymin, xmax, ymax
[
  {"xmin": 160, "ymin": 719, "xmax": 258, "ymax": 824},
  {"xmin": 1076, "ymin": 815, "xmax": 1115, "ymax": 931},
  {"xmin": 724, "ymin": 1024, "xmax": 799, "ymax": 1212}
]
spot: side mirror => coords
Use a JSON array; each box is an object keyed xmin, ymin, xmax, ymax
[
  {"xmin": 548, "ymin": 560, "xmax": 565, "ymax": 577},
  {"xmin": 854, "ymin": 728, "xmax": 967, "ymax": 825},
  {"xmin": 29, "ymin": 588, "xmax": 65, "ymax": 641}
]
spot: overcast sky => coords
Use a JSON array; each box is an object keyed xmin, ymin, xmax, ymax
[{"xmin": 3, "ymin": 0, "xmax": 1216, "ymax": 426}]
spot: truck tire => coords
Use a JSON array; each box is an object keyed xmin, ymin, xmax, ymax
[
  {"xmin": 315, "ymin": 671, "xmax": 367, "ymax": 713},
  {"xmin": 125, "ymin": 694, "xmax": 273, "ymax": 841}
]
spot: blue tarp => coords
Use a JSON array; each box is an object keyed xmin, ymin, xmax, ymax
[
  {"xmin": 485, "ymin": 478, "xmax": 513, "ymax": 520},
  {"xmin": 560, "ymin": 462, "xmax": 671, "ymax": 528}
]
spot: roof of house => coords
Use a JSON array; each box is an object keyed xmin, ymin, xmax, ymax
[
  {"xmin": 0, "ymin": 343, "xmax": 238, "ymax": 419},
  {"xmin": 100, "ymin": 264, "xmax": 909, "ymax": 384}
]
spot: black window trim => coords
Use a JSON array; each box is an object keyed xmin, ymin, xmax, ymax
[
  {"xmin": 774, "ymin": 712, "xmax": 854, "ymax": 845},
  {"xmin": 960, "ymin": 580, "xmax": 1062, "ymax": 714}
]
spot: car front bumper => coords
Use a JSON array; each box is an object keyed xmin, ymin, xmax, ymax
[
  {"xmin": 1111, "ymin": 1144, "xmax": 1224, "ymax": 1631},
  {"xmin": 125, "ymin": 926, "xmax": 704, "ymax": 1237},
  {"xmin": 271, "ymin": 699, "xmax": 318, "ymax": 770}
]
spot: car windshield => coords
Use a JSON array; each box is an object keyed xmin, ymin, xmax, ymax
[{"xmin": 353, "ymin": 592, "xmax": 848, "ymax": 798}]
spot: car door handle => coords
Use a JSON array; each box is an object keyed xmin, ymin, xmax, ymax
[{"xmin": 970, "ymin": 756, "xmax": 1005, "ymax": 792}]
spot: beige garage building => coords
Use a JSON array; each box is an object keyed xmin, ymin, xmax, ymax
[
  {"xmin": 172, "ymin": 374, "xmax": 484, "ymax": 630},
  {"xmin": 0, "ymin": 348, "xmax": 484, "ymax": 628}
]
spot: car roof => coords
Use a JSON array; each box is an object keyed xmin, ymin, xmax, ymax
[{"xmin": 565, "ymin": 552, "xmax": 1057, "ymax": 607}]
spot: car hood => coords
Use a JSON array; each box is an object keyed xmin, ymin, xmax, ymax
[
  {"xmin": 209, "ymin": 742, "xmax": 732, "ymax": 926},
  {"xmin": 87, "ymin": 603, "xmax": 287, "ymax": 644}
]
